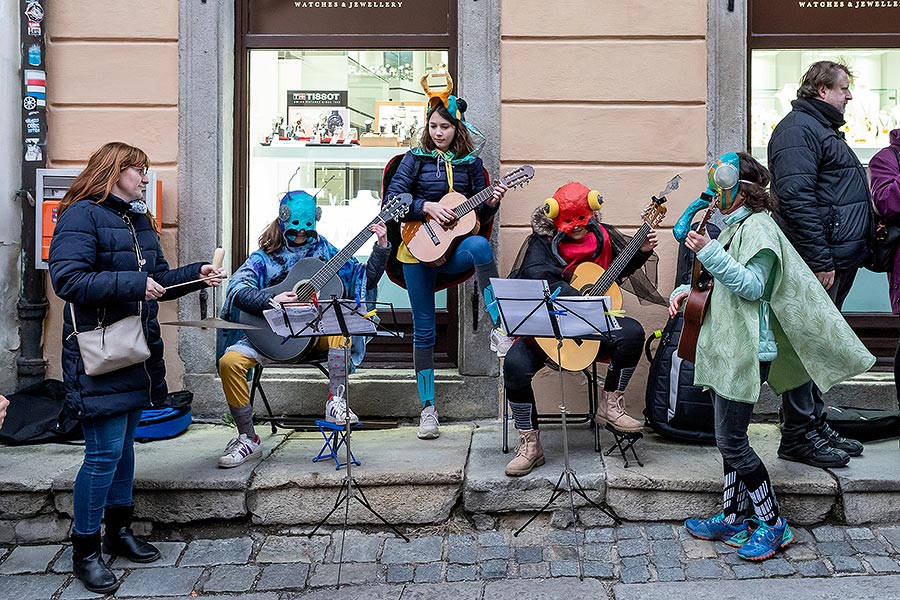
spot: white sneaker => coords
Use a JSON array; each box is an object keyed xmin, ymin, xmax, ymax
[
  {"xmin": 490, "ymin": 327, "xmax": 515, "ymax": 358},
  {"xmin": 217, "ymin": 434, "xmax": 262, "ymax": 468},
  {"xmin": 325, "ymin": 387, "xmax": 359, "ymax": 425},
  {"xmin": 417, "ymin": 405, "xmax": 440, "ymax": 439}
]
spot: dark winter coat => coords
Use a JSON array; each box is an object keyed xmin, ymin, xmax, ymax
[
  {"xmin": 382, "ymin": 150, "xmax": 499, "ymax": 290},
  {"xmin": 48, "ymin": 195, "xmax": 205, "ymax": 420},
  {"xmin": 508, "ymin": 208, "xmax": 665, "ymax": 306},
  {"xmin": 869, "ymin": 128, "xmax": 900, "ymax": 314},
  {"xmin": 767, "ymin": 98, "xmax": 872, "ymax": 272}
]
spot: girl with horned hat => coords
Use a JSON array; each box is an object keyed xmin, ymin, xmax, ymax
[{"xmin": 384, "ymin": 73, "xmax": 509, "ymax": 440}]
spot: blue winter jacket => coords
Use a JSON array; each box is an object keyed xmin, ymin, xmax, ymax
[{"xmin": 48, "ymin": 195, "xmax": 205, "ymax": 420}]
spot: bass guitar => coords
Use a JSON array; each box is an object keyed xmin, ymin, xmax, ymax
[
  {"xmin": 237, "ymin": 193, "xmax": 412, "ymax": 362},
  {"xmin": 401, "ymin": 165, "xmax": 535, "ymax": 265},
  {"xmin": 535, "ymin": 175, "xmax": 679, "ymax": 372},
  {"xmin": 676, "ymin": 192, "xmax": 718, "ymax": 363}
]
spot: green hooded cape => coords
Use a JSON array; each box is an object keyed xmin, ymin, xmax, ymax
[{"xmin": 694, "ymin": 212, "xmax": 875, "ymax": 403}]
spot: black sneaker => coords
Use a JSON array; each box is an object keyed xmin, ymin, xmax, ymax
[
  {"xmin": 778, "ymin": 429, "xmax": 850, "ymax": 468},
  {"xmin": 817, "ymin": 419, "xmax": 864, "ymax": 457}
]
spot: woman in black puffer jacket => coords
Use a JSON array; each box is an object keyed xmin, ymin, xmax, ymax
[{"xmin": 48, "ymin": 142, "xmax": 223, "ymax": 594}]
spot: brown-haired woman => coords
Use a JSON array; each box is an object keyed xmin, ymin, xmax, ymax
[{"xmin": 48, "ymin": 142, "xmax": 223, "ymax": 593}]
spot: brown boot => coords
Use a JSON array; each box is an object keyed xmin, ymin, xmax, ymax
[
  {"xmin": 505, "ymin": 429, "xmax": 545, "ymax": 476},
  {"xmin": 595, "ymin": 390, "xmax": 642, "ymax": 433}
]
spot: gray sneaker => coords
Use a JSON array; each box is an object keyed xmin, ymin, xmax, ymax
[{"xmin": 417, "ymin": 405, "xmax": 440, "ymax": 439}]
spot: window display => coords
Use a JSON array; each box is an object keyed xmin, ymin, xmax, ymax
[
  {"xmin": 248, "ymin": 49, "xmax": 449, "ymax": 309},
  {"xmin": 751, "ymin": 49, "xmax": 900, "ymax": 165}
]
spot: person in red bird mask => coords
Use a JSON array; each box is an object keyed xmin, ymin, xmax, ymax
[{"xmin": 501, "ymin": 182, "xmax": 665, "ymax": 477}]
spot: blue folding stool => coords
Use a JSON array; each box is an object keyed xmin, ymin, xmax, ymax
[{"xmin": 313, "ymin": 420, "xmax": 363, "ymax": 470}]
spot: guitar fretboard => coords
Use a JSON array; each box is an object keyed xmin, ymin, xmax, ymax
[
  {"xmin": 299, "ymin": 216, "xmax": 383, "ymax": 300},
  {"xmin": 588, "ymin": 222, "xmax": 652, "ymax": 296},
  {"xmin": 450, "ymin": 181, "xmax": 500, "ymax": 220}
]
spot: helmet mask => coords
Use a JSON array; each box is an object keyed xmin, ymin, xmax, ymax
[
  {"xmin": 542, "ymin": 182, "xmax": 603, "ymax": 235},
  {"xmin": 279, "ymin": 190, "xmax": 321, "ymax": 245},
  {"xmin": 708, "ymin": 152, "xmax": 741, "ymax": 212}
]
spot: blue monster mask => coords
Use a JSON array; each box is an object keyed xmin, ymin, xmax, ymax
[{"xmin": 278, "ymin": 190, "xmax": 321, "ymax": 244}]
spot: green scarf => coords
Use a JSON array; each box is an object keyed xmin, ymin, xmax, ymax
[{"xmin": 694, "ymin": 212, "xmax": 874, "ymax": 403}]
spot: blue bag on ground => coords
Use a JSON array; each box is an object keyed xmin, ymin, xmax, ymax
[{"xmin": 135, "ymin": 390, "xmax": 193, "ymax": 442}]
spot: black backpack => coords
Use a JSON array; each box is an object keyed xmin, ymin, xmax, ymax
[
  {"xmin": 643, "ymin": 313, "xmax": 715, "ymax": 444},
  {"xmin": 643, "ymin": 221, "xmax": 721, "ymax": 444},
  {"xmin": 0, "ymin": 379, "xmax": 83, "ymax": 445},
  {"xmin": 826, "ymin": 405, "xmax": 900, "ymax": 443}
]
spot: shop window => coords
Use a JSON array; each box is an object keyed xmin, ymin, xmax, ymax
[{"xmin": 248, "ymin": 49, "xmax": 449, "ymax": 312}]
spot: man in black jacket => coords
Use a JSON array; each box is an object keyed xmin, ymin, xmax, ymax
[{"xmin": 767, "ymin": 60, "xmax": 869, "ymax": 468}]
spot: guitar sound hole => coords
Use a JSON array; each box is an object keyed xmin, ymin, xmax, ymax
[{"xmin": 293, "ymin": 282, "xmax": 315, "ymax": 302}]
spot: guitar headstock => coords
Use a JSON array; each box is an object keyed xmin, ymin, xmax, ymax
[
  {"xmin": 641, "ymin": 174, "xmax": 681, "ymax": 228},
  {"xmin": 499, "ymin": 165, "xmax": 535, "ymax": 189},
  {"xmin": 381, "ymin": 193, "xmax": 413, "ymax": 222}
]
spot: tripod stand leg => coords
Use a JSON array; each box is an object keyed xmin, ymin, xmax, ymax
[
  {"xmin": 567, "ymin": 471, "xmax": 622, "ymax": 525},
  {"xmin": 351, "ymin": 480, "xmax": 410, "ymax": 542},
  {"xmin": 307, "ymin": 479, "xmax": 350, "ymax": 537},
  {"xmin": 513, "ymin": 470, "xmax": 567, "ymax": 537}
]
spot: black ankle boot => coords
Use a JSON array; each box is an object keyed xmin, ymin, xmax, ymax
[
  {"xmin": 72, "ymin": 531, "xmax": 120, "ymax": 594},
  {"xmin": 102, "ymin": 504, "xmax": 161, "ymax": 563}
]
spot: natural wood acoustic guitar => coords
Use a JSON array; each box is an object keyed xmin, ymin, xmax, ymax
[
  {"xmin": 676, "ymin": 192, "xmax": 719, "ymax": 363},
  {"xmin": 534, "ymin": 176, "xmax": 679, "ymax": 371},
  {"xmin": 401, "ymin": 165, "xmax": 535, "ymax": 266}
]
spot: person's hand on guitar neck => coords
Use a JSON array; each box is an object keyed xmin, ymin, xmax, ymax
[
  {"xmin": 641, "ymin": 229, "xmax": 659, "ymax": 253},
  {"xmin": 685, "ymin": 229, "xmax": 712, "ymax": 253},
  {"xmin": 484, "ymin": 181, "xmax": 509, "ymax": 208},
  {"xmin": 370, "ymin": 221, "xmax": 389, "ymax": 247}
]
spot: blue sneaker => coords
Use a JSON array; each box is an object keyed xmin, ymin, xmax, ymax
[
  {"xmin": 684, "ymin": 513, "xmax": 752, "ymax": 547},
  {"xmin": 737, "ymin": 518, "xmax": 793, "ymax": 561}
]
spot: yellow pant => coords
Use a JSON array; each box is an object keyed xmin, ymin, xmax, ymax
[{"xmin": 219, "ymin": 336, "xmax": 348, "ymax": 408}]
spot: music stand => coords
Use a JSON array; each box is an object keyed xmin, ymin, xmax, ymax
[
  {"xmin": 262, "ymin": 297, "xmax": 409, "ymax": 589},
  {"xmin": 491, "ymin": 278, "xmax": 623, "ymax": 579}
]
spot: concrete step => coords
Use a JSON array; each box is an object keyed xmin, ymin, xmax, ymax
[
  {"xmin": 1, "ymin": 422, "xmax": 897, "ymax": 544},
  {"xmin": 756, "ymin": 371, "xmax": 898, "ymax": 419}
]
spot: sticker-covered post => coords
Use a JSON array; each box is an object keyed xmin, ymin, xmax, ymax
[{"xmin": 17, "ymin": 0, "xmax": 48, "ymax": 386}]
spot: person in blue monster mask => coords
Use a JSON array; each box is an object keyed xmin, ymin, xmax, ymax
[{"xmin": 216, "ymin": 190, "xmax": 390, "ymax": 468}]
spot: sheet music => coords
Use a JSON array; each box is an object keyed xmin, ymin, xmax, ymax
[
  {"xmin": 263, "ymin": 302, "xmax": 377, "ymax": 337},
  {"xmin": 490, "ymin": 277, "xmax": 620, "ymax": 338}
]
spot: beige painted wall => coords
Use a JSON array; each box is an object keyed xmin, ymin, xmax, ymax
[
  {"xmin": 499, "ymin": 0, "xmax": 710, "ymax": 411},
  {"xmin": 44, "ymin": 0, "xmax": 182, "ymax": 383}
]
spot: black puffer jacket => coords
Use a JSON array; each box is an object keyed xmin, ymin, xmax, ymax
[
  {"xmin": 767, "ymin": 98, "xmax": 872, "ymax": 272},
  {"xmin": 49, "ymin": 195, "xmax": 205, "ymax": 420}
]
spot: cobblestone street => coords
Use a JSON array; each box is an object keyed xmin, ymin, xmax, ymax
[{"xmin": 3, "ymin": 518, "xmax": 900, "ymax": 598}]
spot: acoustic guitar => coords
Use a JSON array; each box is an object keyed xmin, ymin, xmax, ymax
[
  {"xmin": 534, "ymin": 176, "xmax": 679, "ymax": 372},
  {"xmin": 237, "ymin": 193, "xmax": 412, "ymax": 362},
  {"xmin": 676, "ymin": 192, "xmax": 718, "ymax": 363},
  {"xmin": 401, "ymin": 165, "xmax": 535, "ymax": 266}
]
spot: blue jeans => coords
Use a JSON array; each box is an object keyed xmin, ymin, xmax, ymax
[
  {"xmin": 403, "ymin": 235, "xmax": 495, "ymax": 349},
  {"xmin": 73, "ymin": 409, "xmax": 142, "ymax": 534}
]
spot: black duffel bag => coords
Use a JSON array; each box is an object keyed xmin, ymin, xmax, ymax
[{"xmin": 0, "ymin": 379, "xmax": 83, "ymax": 445}]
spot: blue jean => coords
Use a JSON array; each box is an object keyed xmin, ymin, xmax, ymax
[
  {"xmin": 73, "ymin": 408, "xmax": 142, "ymax": 534},
  {"xmin": 403, "ymin": 235, "xmax": 495, "ymax": 349}
]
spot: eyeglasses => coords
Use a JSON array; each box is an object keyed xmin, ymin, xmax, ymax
[{"xmin": 129, "ymin": 165, "xmax": 149, "ymax": 177}]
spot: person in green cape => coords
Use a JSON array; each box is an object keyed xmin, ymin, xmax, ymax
[{"xmin": 669, "ymin": 152, "xmax": 874, "ymax": 561}]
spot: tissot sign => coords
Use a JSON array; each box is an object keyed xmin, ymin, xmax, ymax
[
  {"xmin": 751, "ymin": 0, "xmax": 900, "ymax": 36},
  {"xmin": 249, "ymin": 0, "xmax": 450, "ymax": 35}
]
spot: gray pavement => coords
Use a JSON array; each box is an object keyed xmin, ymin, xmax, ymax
[{"xmin": 3, "ymin": 519, "xmax": 900, "ymax": 598}]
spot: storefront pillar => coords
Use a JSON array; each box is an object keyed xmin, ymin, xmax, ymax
[{"xmin": 707, "ymin": 0, "xmax": 748, "ymax": 161}]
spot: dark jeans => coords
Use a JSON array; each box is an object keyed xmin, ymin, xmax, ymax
[
  {"xmin": 780, "ymin": 267, "xmax": 857, "ymax": 440},
  {"xmin": 714, "ymin": 362, "xmax": 771, "ymax": 474},
  {"xmin": 73, "ymin": 409, "xmax": 142, "ymax": 534},
  {"xmin": 403, "ymin": 235, "xmax": 494, "ymax": 349},
  {"xmin": 503, "ymin": 316, "xmax": 645, "ymax": 391}
]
